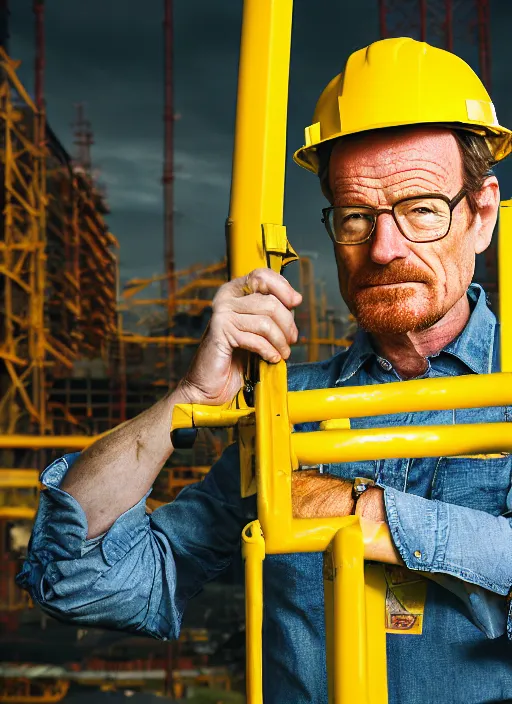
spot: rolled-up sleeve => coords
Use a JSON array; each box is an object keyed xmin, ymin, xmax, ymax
[
  {"xmin": 384, "ymin": 487, "xmax": 512, "ymax": 638},
  {"xmin": 17, "ymin": 444, "xmax": 254, "ymax": 640}
]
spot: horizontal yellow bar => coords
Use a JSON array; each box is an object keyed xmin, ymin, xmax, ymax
[
  {"xmin": 288, "ymin": 373, "xmax": 512, "ymax": 425},
  {"xmin": 0, "ymin": 469, "xmax": 40, "ymax": 488},
  {"xmin": 0, "ymin": 435, "xmax": 96, "ymax": 449},
  {"xmin": 120, "ymin": 335, "xmax": 201, "ymax": 346},
  {"xmin": 292, "ymin": 422, "xmax": 512, "ymax": 466},
  {"xmin": 0, "ymin": 506, "xmax": 36, "ymax": 519},
  {"xmin": 264, "ymin": 516, "xmax": 360, "ymax": 554},
  {"xmin": 172, "ymin": 403, "xmax": 252, "ymax": 430}
]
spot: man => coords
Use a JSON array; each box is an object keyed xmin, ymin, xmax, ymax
[{"xmin": 18, "ymin": 38, "xmax": 512, "ymax": 703}]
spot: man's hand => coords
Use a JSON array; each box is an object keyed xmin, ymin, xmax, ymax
[
  {"xmin": 178, "ymin": 268, "xmax": 302, "ymax": 406},
  {"xmin": 62, "ymin": 267, "xmax": 300, "ymax": 539},
  {"xmin": 292, "ymin": 471, "xmax": 403, "ymax": 565}
]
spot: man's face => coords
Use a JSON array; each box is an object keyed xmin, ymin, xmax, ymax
[{"xmin": 329, "ymin": 127, "xmax": 489, "ymax": 335}]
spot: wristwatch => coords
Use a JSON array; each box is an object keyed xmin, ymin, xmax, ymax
[{"xmin": 351, "ymin": 477, "xmax": 376, "ymax": 515}]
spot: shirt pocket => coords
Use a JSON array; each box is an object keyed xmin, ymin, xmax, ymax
[{"xmin": 431, "ymin": 453, "xmax": 512, "ymax": 516}]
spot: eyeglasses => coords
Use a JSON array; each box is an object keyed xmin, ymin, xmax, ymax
[{"xmin": 321, "ymin": 188, "xmax": 467, "ymax": 245}]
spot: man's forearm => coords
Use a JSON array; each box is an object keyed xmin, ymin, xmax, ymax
[
  {"xmin": 292, "ymin": 471, "xmax": 403, "ymax": 566},
  {"xmin": 61, "ymin": 387, "xmax": 188, "ymax": 539}
]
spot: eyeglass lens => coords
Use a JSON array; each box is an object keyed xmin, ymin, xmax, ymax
[{"xmin": 327, "ymin": 195, "xmax": 452, "ymax": 244}]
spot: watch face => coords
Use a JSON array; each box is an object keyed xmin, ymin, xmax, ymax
[{"xmin": 353, "ymin": 477, "xmax": 375, "ymax": 496}]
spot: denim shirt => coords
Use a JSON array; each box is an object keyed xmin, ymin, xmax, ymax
[{"xmin": 18, "ymin": 284, "xmax": 512, "ymax": 704}]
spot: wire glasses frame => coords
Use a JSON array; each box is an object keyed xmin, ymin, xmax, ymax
[{"xmin": 321, "ymin": 188, "xmax": 468, "ymax": 245}]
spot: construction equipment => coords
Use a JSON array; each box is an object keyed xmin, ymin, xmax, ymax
[{"xmin": 170, "ymin": 3, "xmax": 512, "ymax": 703}]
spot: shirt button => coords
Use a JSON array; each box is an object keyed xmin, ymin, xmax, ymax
[
  {"xmin": 414, "ymin": 550, "xmax": 422, "ymax": 559},
  {"xmin": 378, "ymin": 358, "xmax": 393, "ymax": 371}
]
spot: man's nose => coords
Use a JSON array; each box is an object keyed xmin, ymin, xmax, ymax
[{"xmin": 369, "ymin": 212, "xmax": 411, "ymax": 265}]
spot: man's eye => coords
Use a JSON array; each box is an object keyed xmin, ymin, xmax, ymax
[
  {"xmin": 343, "ymin": 212, "xmax": 370, "ymax": 221},
  {"xmin": 412, "ymin": 206, "xmax": 435, "ymax": 215}
]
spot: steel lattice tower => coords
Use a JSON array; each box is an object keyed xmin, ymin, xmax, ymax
[
  {"xmin": 163, "ymin": 0, "xmax": 175, "ymax": 306},
  {"xmin": 378, "ymin": 0, "xmax": 491, "ymax": 90}
]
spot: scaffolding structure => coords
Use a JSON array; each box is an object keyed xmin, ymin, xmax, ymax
[
  {"xmin": 0, "ymin": 49, "xmax": 118, "ymax": 461},
  {"xmin": 0, "ymin": 8, "xmax": 239, "ymax": 696},
  {"xmin": 297, "ymin": 256, "xmax": 353, "ymax": 363}
]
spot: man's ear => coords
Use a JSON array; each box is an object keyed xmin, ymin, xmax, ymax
[{"xmin": 473, "ymin": 175, "xmax": 500, "ymax": 254}]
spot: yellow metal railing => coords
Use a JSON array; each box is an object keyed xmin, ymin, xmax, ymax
[{"xmin": 169, "ymin": 1, "xmax": 512, "ymax": 702}]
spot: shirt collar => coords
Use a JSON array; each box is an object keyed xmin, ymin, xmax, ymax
[
  {"xmin": 335, "ymin": 283, "xmax": 497, "ymax": 383},
  {"xmin": 335, "ymin": 328, "xmax": 374, "ymax": 384},
  {"xmin": 443, "ymin": 284, "xmax": 496, "ymax": 375}
]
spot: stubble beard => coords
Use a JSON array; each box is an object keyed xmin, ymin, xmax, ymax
[{"xmin": 350, "ymin": 284, "xmax": 444, "ymax": 334}]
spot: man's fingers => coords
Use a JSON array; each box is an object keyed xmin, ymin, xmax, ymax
[
  {"xmin": 225, "ymin": 269, "xmax": 302, "ymax": 309},
  {"xmin": 233, "ymin": 313, "xmax": 291, "ymax": 359},
  {"xmin": 228, "ymin": 330, "xmax": 283, "ymax": 364},
  {"xmin": 232, "ymin": 293, "xmax": 298, "ymax": 344},
  {"xmin": 184, "ymin": 270, "xmax": 299, "ymax": 407}
]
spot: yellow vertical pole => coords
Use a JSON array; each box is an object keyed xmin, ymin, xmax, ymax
[
  {"xmin": 35, "ymin": 93, "xmax": 47, "ymax": 434},
  {"xmin": 242, "ymin": 521, "xmax": 265, "ymax": 704},
  {"xmin": 499, "ymin": 201, "xmax": 512, "ymax": 372},
  {"xmin": 331, "ymin": 522, "xmax": 368, "ymax": 703},
  {"xmin": 228, "ymin": 5, "xmax": 293, "ymax": 700},
  {"xmin": 226, "ymin": 0, "xmax": 293, "ymax": 279},
  {"xmin": 323, "ymin": 556, "xmax": 335, "ymax": 702},
  {"xmin": 365, "ymin": 565, "xmax": 388, "ymax": 704},
  {"xmin": 324, "ymin": 525, "xmax": 388, "ymax": 704},
  {"xmin": 3, "ymin": 75, "xmax": 14, "ymax": 427},
  {"xmin": 299, "ymin": 258, "xmax": 319, "ymax": 361}
]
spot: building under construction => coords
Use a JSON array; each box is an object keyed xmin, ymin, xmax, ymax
[{"xmin": 0, "ymin": 4, "xmax": 237, "ymax": 698}]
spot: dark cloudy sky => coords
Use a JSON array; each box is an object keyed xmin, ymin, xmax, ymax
[{"xmin": 8, "ymin": 0, "xmax": 512, "ymax": 304}]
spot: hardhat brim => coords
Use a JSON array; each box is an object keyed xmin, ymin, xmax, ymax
[{"xmin": 293, "ymin": 122, "xmax": 512, "ymax": 175}]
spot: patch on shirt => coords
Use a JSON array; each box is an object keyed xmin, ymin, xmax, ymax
[{"xmin": 384, "ymin": 566, "xmax": 427, "ymax": 635}]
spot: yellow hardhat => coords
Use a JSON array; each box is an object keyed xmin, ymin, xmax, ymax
[{"xmin": 293, "ymin": 37, "xmax": 512, "ymax": 174}]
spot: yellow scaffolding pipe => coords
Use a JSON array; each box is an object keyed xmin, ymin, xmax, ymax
[
  {"xmin": 0, "ymin": 435, "xmax": 98, "ymax": 449},
  {"xmin": 292, "ymin": 422, "xmax": 512, "ymax": 466},
  {"xmin": 287, "ymin": 372, "xmax": 512, "ymax": 424}
]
